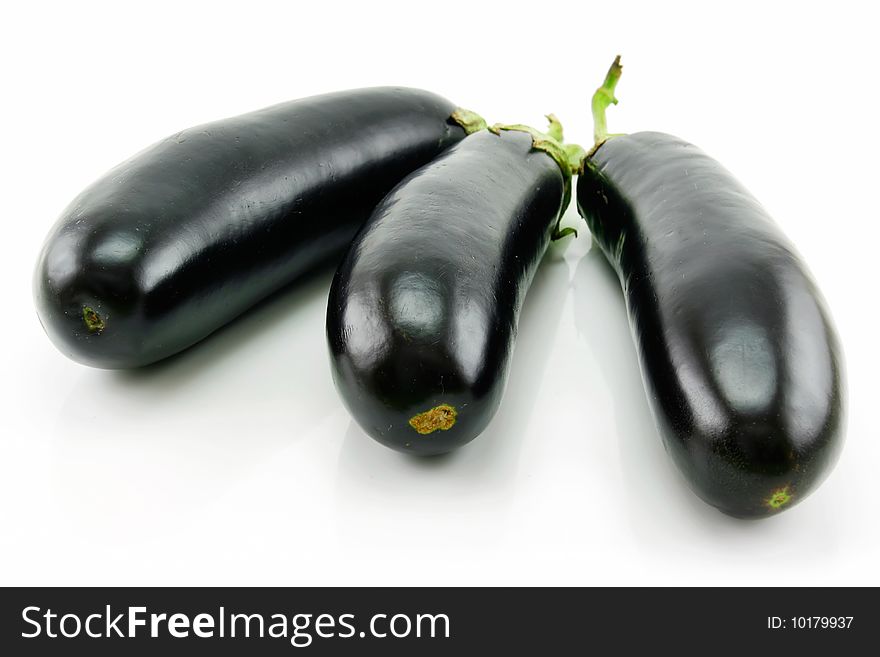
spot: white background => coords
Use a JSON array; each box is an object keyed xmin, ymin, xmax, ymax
[{"xmin": 1, "ymin": 0, "xmax": 878, "ymax": 586}]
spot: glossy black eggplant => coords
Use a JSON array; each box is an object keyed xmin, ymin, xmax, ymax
[
  {"xmin": 327, "ymin": 125, "xmax": 574, "ymax": 455},
  {"xmin": 576, "ymin": 60, "xmax": 845, "ymax": 517},
  {"xmin": 35, "ymin": 87, "xmax": 471, "ymax": 368}
]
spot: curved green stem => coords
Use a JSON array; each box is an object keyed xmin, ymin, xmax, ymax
[{"xmin": 592, "ymin": 55, "xmax": 623, "ymax": 147}]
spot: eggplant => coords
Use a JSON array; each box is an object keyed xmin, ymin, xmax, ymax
[
  {"xmin": 34, "ymin": 87, "xmax": 476, "ymax": 368},
  {"xmin": 576, "ymin": 58, "xmax": 845, "ymax": 517},
  {"xmin": 327, "ymin": 118, "xmax": 582, "ymax": 455}
]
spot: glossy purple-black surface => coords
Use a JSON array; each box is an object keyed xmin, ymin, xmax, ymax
[
  {"xmin": 577, "ymin": 132, "xmax": 845, "ymax": 517},
  {"xmin": 35, "ymin": 87, "xmax": 465, "ymax": 368},
  {"xmin": 328, "ymin": 130, "xmax": 565, "ymax": 455}
]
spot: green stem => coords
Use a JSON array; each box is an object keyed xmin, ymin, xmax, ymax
[{"xmin": 591, "ymin": 55, "xmax": 623, "ymax": 147}]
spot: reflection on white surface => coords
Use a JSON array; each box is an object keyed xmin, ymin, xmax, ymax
[
  {"xmin": 4, "ymin": 211, "xmax": 866, "ymax": 588},
  {"xmin": 334, "ymin": 242, "xmax": 572, "ymax": 543},
  {"xmin": 38, "ymin": 268, "xmax": 341, "ymax": 545},
  {"xmin": 571, "ymin": 245, "xmax": 715, "ymax": 537},
  {"xmin": 569, "ymin": 242, "xmax": 843, "ymax": 554}
]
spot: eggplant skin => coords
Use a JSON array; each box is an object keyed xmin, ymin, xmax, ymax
[
  {"xmin": 327, "ymin": 130, "xmax": 565, "ymax": 455},
  {"xmin": 34, "ymin": 87, "xmax": 466, "ymax": 368},
  {"xmin": 577, "ymin": 132, "xmax": 845, "ymax": 518}
]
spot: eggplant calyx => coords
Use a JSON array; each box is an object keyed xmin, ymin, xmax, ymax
[
  {"xmin": 450, "ymin": 108, "xmax": 488, "ymax": 135},
  {"xmin": 489, "ymin": 115, "xmax": 578, "ymax": 178},
  {"xmin": 489, "ymin": 114, "xmax": 584, "ymax": 239}
]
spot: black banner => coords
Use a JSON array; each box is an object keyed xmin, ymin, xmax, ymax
[{"xmin": 0, "ymin": 587, "xmax": 872, "ymax": 654}]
